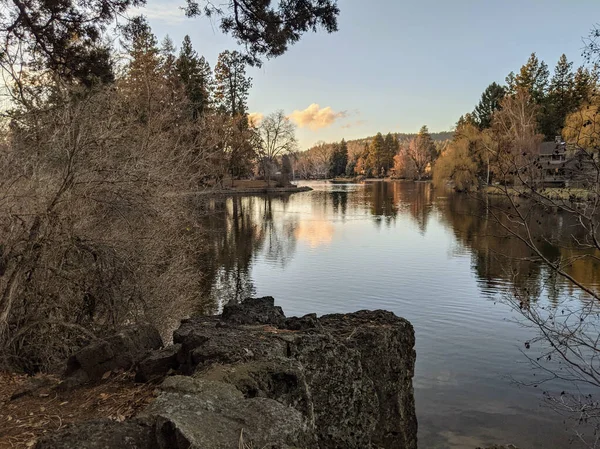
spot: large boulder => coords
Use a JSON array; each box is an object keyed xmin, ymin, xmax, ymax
[
  {"xmin": 221, "ymin": 296, "xmax": 286, "ymax": 327},
  {"xmin": 169, "ymin": 297, "xmax": 416, "ymax": 448},
  {"xmin": 135, "ymin": 344, "xmax": 181, "ymax": 383},
  {"xmin": 142, "ymin": 376, "xmax": 315, "ymax": 449},
  {"xmin": 46, "ymin": 297, "xmax": 417, "ymax": 449},
  {"xmin": 62, "ymin": 324, "xmax": 163, "ymax": 386},
  {"xmin": 320, "ymin": 310, "xmax": 417, "ymax": 449}
]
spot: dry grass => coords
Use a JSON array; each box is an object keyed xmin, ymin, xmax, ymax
[{"xmin": 0, "ymin": 372, "xmax": 157, "ymax": 449}]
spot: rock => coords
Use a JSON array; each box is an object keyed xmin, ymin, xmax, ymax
[
  {"xmin": 63, "ymin": 324, "xmax": 163, "ymax": 386},
  {"xmin": 221, "ymin": 296, "xmax": 285, "ymax": 327},
  {"xmin": 201, "ymin": 359, "xmax": 313, "ymax": 420},
  {"xmin": 321, "ymin": 310, "xmax": 417, "ymax": 449},
  {"xmin": 135, "ymin": 344, "xmax": 181, "ymax": 383},
  {"xmin": 43, "ymin": 298, "xmax": 417, "ymax": 449},
  {"xmin": 170, "ymin": 299, "xmax": 416, "ymax": 448},
  {"xmin": 34, "ymin": 420, "xmax": 157, "ymax": 449},
  {"xmin": 143, "ymin": 376, "xmax": 315, "ymax": 449},
  {"xmin": 284, "ymin": 313, "xmax": 322, "ymax": 331}
]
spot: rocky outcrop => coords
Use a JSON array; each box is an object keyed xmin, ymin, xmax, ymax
[{"xmin": 36, "ymin": 297, "xmax": 417, "ymax": 449}]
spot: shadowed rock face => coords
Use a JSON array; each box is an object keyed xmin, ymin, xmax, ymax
[{"xmin": 36, "ymin": 297, "xmax": 418, "ymax": 449}]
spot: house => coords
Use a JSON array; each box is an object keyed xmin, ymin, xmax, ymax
[{"xmin": 537, "ymin": 139, "xmax": 568, "ymax": 186}]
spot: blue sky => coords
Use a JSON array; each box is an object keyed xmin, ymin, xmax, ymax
[{"xmin": 137, "ymin": 0, "xmax": 600, "ymax": 149}]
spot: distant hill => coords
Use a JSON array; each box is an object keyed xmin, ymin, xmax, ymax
[{"xmin": 307, "ymin": 131, "xmax": 454, "ymax": 157}]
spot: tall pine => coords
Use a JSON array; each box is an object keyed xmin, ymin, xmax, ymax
[
  {"xmin": 214, "ymin": 50, "xmax": 252, "ymax": 117},
  {"xmin": 367, "ymin": 133, "xmax": 386, "ymax": 177},
  {"xmin": 512, "ymin": 53, "xmax": 549, "ymax": 104},
  {"xmin": 542, "ymin": 54, "xmax": 575, "ymax": 138},
  {"xmin": 176, "ymin": 35, "xmax": 212, "ymax": 118}
]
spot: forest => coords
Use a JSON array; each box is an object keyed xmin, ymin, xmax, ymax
[
  {"xmin": 293, "ymin": 52, "xmax": 600, "ymax": 190},
  {"xmin": 0, "ymin": 0, "xmax": 338, "ymax": 371}
]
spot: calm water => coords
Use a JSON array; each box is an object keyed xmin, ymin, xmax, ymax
[{"xmin": 193, "ymin": 181, "xmax": 600, "ymax": 449}]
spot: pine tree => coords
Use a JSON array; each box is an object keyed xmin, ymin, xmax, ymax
[
  {"xmin": 513, "ymin": 53, "xmax": 549, "ymax": 104},
  {"xmin": 542, "ymin": 54, "xmax": 575, "ymax": 138},
  {"xmin": 123, "ymin": 17, "xmax": 161, "ymax": 85},
  {"xmin": 382, "ymin": 133, "xmax": 398, "ymax": 173},
  {"xmin": 121, "ymin": 17, "xmax": 164, "ymax": 117},
  {"xmin": 573, "ymin": 66, "xmax": 599, "ymax": 107},
  {"xmin": 328, "ymin": 139, "xmax": 349, "ymax": 177},
  {"xmin": 473, "ymin": 82, "xmax": 506, "ymax": 129},
  {"xmin": 214, "ymin": 50, "xmax": 252, "ymax": 117},
  {"xmin": 176, "ymin": 35, "xmax": 213, "ymax": 118},
  {"xmin": 367, "ymin": 133, "xmax": 386, "ymax": 177}
]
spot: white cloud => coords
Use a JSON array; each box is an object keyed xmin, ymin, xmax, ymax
[
  {"xmin": 288, "ymin": 104, "xmax": 347, "ymax": 130},
  {"xmin": 248, "ymin": 112, "xmax": 264, "ymax": 127}
]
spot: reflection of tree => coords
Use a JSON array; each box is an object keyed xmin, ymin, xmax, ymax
[
  {"xmin": 396, "ymin": 182, "xmax": 433, "ymax": 234},
  {"xmin": 363, "ymin": 181, "xmax": 434, "ymax": 232},
  {"xmin": 261, "ymin": 196, "xmax": 299, "ymax": 266},
  {"xmin": 367, "ymin": 182, "xmax": 398, "ymax": 226},
  {"xmin": 435, "ymin": 192, "xmax": 600, "ymax": 304},
  {"xmin": 195, "ymin": 194, "xmax": 299, "ymax": 313},
  {"xmin": 331, "ymin": 190, "xmax": 348, "ymax": 216}
]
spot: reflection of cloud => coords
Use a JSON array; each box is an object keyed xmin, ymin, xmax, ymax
[
  {"xmin": 248, "ymin": 112, "xmax": 264, "ymax": 127},
  {"xmin": 294, "ymin": 220, "xmax": 334, "ymax": 248},
  {"xmin": 130, "ymin": 4, "xmax": 186, "ymax": 24},
  {"xmin": 289, "ymin": 104, "xmax": 347, "ymax": 130},
  {"xmin": 341, "ymin": 120, "xmax": 366, "ymax": 129}
]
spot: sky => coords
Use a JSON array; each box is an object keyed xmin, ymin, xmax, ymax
[{"xmin": 136, "ymin": 0, "xmax": 600, "ymax": 150}]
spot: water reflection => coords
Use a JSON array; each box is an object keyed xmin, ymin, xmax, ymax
[
  {"xmin": 192, "ymin": 181, "xmax": 600, "ymax": 448},
  {"xmin": 197, "ymin": 183, "xmax": 600, "ymax": 314},
  {"xmin": 196, "ymin": 195, "xmax": 299, "ymax": 313},
  {"xmin": 435, "ymin": 191, "xmax": 600, "ymax": 304}
]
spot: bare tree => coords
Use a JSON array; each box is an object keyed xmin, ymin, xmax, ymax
[{"xmin": 256, "ymin": 110, "xmax": 297, "ymax": 186}]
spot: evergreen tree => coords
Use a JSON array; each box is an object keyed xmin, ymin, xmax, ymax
[
  {"xmin": 473, "ymin": 82, "xmax": 506, "ymax": 129},
  {"xmin": 328, "ymin": 139, "xmax": 348, "ymax": 177},
  {"xmin": 367, "ymin": 133, "xmax": 386, "ymax": 177},
  {"xmin": 160, "ymin": 35, "xmax": 180, "ymax": 93},
  {"xmin": 346, "ymin": 152, "xmax": 359, "ymax": 177},
  {"xmin": 0, "ymin": 0, "xmax": 140, "ymax": 85},
  {"xmin": 214, "ymin": 50, "xmax": 252, "ymax": 116},
  {"xmin": 573, "ymin": 66, "xmax": 599, "ymax": 107},
  {"xmin": 184, "ymin": 0, "xmax": 339, "ymax": 66},
  {"xmin": 121, "ymin": 17, "xmax": 163, "ymax": 106},
  {"xmin": 542, "ymin": 54, "xmax": 575, "ymax": 138},
  {"xmin": 382, "ymin": 133, "xmax": 398, "ymax": 173},
  {"xmin": 176, "ymin": 35, "xmax": 213, "ymax": 117},
  {"xmin": 513, "ymin": 53, "xmax": 549, "ymax": 104},
  {"xmin": 457, "ymin": 113, "xmax": 478, "ymax": 129},
  {"xmin": 417, "ymin": 125, "xmax": 437, "ymax": 159}
]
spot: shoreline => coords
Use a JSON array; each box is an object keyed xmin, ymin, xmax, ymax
[{"xmin": 193, "ymin": 185, "xmax": 313, "ymax": 197}]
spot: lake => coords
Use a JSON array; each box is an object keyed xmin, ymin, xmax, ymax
[{"xmin": 192, "ymin": 180, "xmax": 600, "ymax": 449}]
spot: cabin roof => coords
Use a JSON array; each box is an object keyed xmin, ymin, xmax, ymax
[{"xmin": 539, "ymin": 141, "xmax": 566, "ymax": 156}]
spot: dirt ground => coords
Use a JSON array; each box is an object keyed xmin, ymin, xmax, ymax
[{"xmin": 0, "ymin": 372, "xmax": 157, "ymax": 449}]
